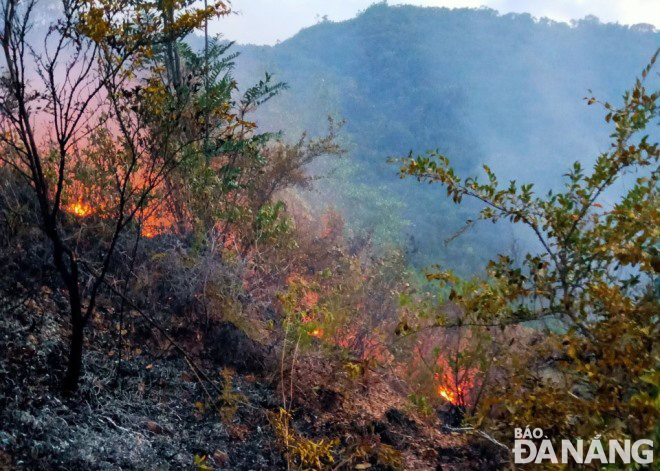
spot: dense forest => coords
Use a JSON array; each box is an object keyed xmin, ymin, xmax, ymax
[
  {"xmin": 227, "ymin": 3, "xmax": 659, "ymax": 271},
  {"xmin": 0, "ymin": 1, "xmax": 658, "ymax": 470}
]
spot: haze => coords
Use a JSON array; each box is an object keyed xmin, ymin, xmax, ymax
[{"xmin": 213, "ymin": 0, "xmax": 659, "ymax": 45}]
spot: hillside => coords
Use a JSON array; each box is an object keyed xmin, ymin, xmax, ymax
[
  {"xmin": 223, "ymin": 4, "xmax": 659, "ymax": 270},
  {"xmin": 1, "ymin": 1, "xmax": 658, "ymax": 469}
]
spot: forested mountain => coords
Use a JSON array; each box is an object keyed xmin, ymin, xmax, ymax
[{"xmin": 224, "ymin": 3, "xmax": 658, "ymax": 271}]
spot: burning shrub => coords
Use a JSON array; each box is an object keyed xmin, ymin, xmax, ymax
[{"xmin": 396, "ymin": 57, "xmax": 660, "ymax": 455}]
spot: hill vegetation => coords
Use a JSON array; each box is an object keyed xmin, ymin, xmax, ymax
[
  {"xmin": 0, "ymin": 1, "xmax": 657, "ymax": 470},
  {"xmin": 230, "ymin": 3, "xmax": 659, "ymax": 271}
]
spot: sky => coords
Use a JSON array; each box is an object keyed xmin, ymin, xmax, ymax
[{"xmin": 210, "ymin": 0, "xmax": 659, "ymax": 45}]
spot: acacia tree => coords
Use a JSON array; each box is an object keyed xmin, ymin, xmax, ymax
[
  {"xmin": 0, "ymin": 0, "xmax": 228, "ymax": 392},
  {"xmin": 398, "ymin": 53, "xmax": 659, "ymax": 446}
]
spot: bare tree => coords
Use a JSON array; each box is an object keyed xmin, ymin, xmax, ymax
[{"xmin": 0, "ymin": 0, "xmax": 226, "ymax": 391}]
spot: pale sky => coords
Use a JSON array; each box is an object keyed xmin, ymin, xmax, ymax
[{"xmin": 209, "ymin": 0, "xmax": 659, "ymax": 45}]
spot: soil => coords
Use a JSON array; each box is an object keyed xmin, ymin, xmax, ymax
[{"xmin": 0, "ymin": 279, "xmax": 507, "ymax": 470}]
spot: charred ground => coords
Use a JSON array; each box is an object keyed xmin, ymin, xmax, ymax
[{"xmin": 0, "ymin": 264, "xmax": 506, "ymax": 470}]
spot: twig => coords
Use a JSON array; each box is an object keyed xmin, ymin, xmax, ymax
[
  {"xmin": 183, "ymin": 355, "xmax": 221, "ymax": 413},
  {"xmin": 79, "ymin": 261, "xmax": 223, "ymax": 400},
  {"xmin": 443, "ymin": 425, "xmax": 510, "ymax": 452}
]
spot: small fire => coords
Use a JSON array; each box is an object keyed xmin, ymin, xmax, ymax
[
  {"xmin": 434, "ymin": 370, "xmax": 470, "ymax": 406},
  {"xmin": 67, "ymin": 201, "xmax": 93, "ymax": 217},
  {"xmin": 64, "ymin": 197, "xmax": 171, "ymax": 239},
  {"xmin": 437, "ymin": 384, "xmax": 462, "ymax": 405},
  {"xmin": 141, "ymin": 211, "xmax": 171, "ymax": 238},
  {"xmin": 309, "ymin": 328, "xmax": 323, "ymax": 338},
  {"xmin": 142, "ymin": 227, "xmax": 157, "ymax": 238}
]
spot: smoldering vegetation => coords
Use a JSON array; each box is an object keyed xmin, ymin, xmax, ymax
[{"xmin": 0, "ymin": 1, "xmax": 657, "ymax": 470}]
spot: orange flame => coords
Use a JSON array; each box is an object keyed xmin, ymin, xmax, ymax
[
  {"xmin": 64, "ymin": 196, "xmax": 171, "ymax": 238},
  {"xmin": 140, "ymin": 210, "xmax": 172, "ymax": 238},
  {"xmin": 67, "ymin": 201, "xmax": 93, "ymax": 217},
  {"xmin": 437, "ymin": 384, "xmax": 463, "ymax": 405},
  {"xmin": 434, "ymin": 368, "xmax": 472, "ymax": 406},
  {"xmin": 309, "ymin": 327, "xmax": 324, "ymax": 338}
]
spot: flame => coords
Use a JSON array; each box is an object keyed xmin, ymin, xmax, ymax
[
  {"xmin": 142, "ymin": 227, "xmax": 157, "ymax": 238},
  {"xmin": 67, "ymin": 201, "xmax": 93, "ymax": 217},
  {"xmin": 141, "ymin": 210, "xmax": 172, "ymax": 238},
  {"xmin": 64, "ymin": 195, "xmax": 172, "ymax": 239},
  {"xmin": 434, "ymin": 368, "xmax": 472, "ymax": 406},
  {"xmin": 437, "ymin": 384, "xmax": 462, "ymax": 405},
  {"xmin": 56, "ymin": 146, "xmax": 180, "ymax": 237},
  {"xmin": 309, "ymin": 327, "xmax": 323, "ymax": 338}
]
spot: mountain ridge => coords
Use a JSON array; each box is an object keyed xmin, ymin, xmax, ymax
[{"xmin": 203, "ymin": 3, "xmax": 659, "ymax": 270}]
